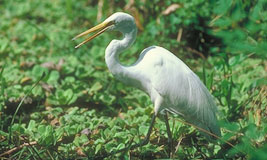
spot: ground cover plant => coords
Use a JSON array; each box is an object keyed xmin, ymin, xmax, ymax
[{"xmin": 0, "ymin": 0, "xmax": 266, "ymax": 159}]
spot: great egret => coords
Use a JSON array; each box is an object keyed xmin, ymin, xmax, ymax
[{"xmin": 73, "ymin": 12, "xmax": 221, "ymax": 157}]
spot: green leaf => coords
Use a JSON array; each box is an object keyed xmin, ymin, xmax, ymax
[
  {"xmin": 32, "ymin": 85, "xmax": 42, "ymax": 96},
  {"xmin": 32, "ymin": 65, "xmax": 48, "ymax": 80},
  {"xmin": 105, "ymin": 142, "xmax": 115, "ymax": 152},
  {"xmin": 11, "ymin": 124, "xmax": 25, "ymax": 134},
  {"xmin": 229, "ymin": 54, "xmax": 247, "ymax": 66},
  {"xmin": 0, "ymin": 38, "xmax": 9, "ymax": 52},
  {"xmin": 47, "ymin": 70, "xmax": 60, "ymax": 84},
  {"xmin": 95, "ymin": 144, "xmax": 102, "ymax": 154},
  {"xmin": 89, "ymin": 82, "xmax": 103, "ymax": 93},
  {"xmin": 213, "ymin": 0, "xmax": 232, "ymax": 14},
  {"xmin": 55, "ymin": 128, "xmax": 64, "ymax": 142},
  {"xmin": 139, "ymin": 125, "xmax": 149, "ymax": 135},
  {"xmin": 64, "ymin": 76, "xmax": 75, "ymax": 83},
  {"xmin": 114, "ymin": 131, "xmax": 127, "ymax": 138},
  {"xmin": 221, "ymin": 121, "xmax": 240, "ymax": 132},
  {"xmin": 63, "ymin": 89, "xmax": 77, "ymax": 105},
  {"xmin": 27, "ymin": 120, "xmax": 36, "ymax": 131},
  {"xmin": 249, "ymin": 78, "xmax": 267, "ymax": 89},
  {"xmin": 37, "ymin": 125, "xmax": 55, "ymax": 146},
  {"xmin": 80, "ymin": 134, "xmax": 89, "ymax": 143},
  {"xmin": 116, "ymin": 143, "xmax": 125, "ymax": 150},
  {"xmin": 51, "ymin": 107, "xmax": 64, "ymax": 117}
]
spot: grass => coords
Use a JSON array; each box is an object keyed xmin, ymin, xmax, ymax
[{"xmin": 0, "ymin": 0, "xmax": 266, "ymax": 159}]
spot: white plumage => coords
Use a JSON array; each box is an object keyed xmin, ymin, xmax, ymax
[{"xmin": 74, "ymin": 12, "xmax": 220, "ymax": 149}]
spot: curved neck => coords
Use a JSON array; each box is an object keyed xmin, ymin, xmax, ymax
[{"xmin": 105, "ymin": 28, "xmax": 137, "ymax": 83}]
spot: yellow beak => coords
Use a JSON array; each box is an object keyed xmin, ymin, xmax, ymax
[{"xmin": 72, "ymin": 21, "xmax": 114, "ymax": 48}]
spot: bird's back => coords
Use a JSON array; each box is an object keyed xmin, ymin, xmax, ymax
[{"xmin": 133, "ymin": 46, "xmax": 221, "ymax": 139}]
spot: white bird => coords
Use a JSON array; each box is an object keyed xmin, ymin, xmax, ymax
[{"xmin": 73, "ymin": 12, "xmax": 221, "ymax": 157}]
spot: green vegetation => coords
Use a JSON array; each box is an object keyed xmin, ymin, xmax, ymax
[{"xmin": 0, "ymin": 0, "xmax": 266, "ymax": 159}]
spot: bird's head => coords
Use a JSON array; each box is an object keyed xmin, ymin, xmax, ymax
[{"xmin": 73, "ymin": 12, "xmax": 136, "ymax": 48}]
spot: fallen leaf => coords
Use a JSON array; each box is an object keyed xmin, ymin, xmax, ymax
[
  {"xmin": 20, "ymin": 62, "xmax": 35, "ymax": 68},
  {"xmin": 118, "ymin": 109, "xmax": 125, "ymax": 119},
  {"xmin": 162, "ymin": 4, "xmax": 181, "ymax": 15},
  {"xmin": 76, "ymin": 147, "xmax": 86, "ymax": 156},
  {"xmin": 56, "ymin": 58, "xmax": 64, "ymax": 71},
  {"xmin": 20, "ymin": 77, "xmax": 32, "ymax": 84},
  {"xmin": 40, "ymin": 82, "xmax": 53, "ymax": 92},
  {"xmin": 255, "ymin": 109, "xmax": 261, "ymax": 126},
  {"xmin": 50, "ymin": 118, "xmax": 60, "ymax": 126},
  {"xmin": 41, "ymin": 59, "xmax": 64, "ymax": 71},
  {"xmin": 41, "ymin": 62, "xmax": 56, "ymax": 70},
  {"xmin": 81, "ymin": 128, "xmax": 91, "ymax": 136},
  {"xmin": 92, "ymin": 129, "xmax": 99, "ymax": 135}
]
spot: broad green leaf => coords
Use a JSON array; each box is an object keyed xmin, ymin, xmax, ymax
[
  {"xmin": 139, "ymin": 125, "xmax": 149, "ymax": 135},
  {"xmin": 95, "ymin": 144, "xmax": 102, "ymax": 154},
  {"xmin": 32, "ymin": 65, "xmax": 48, "ymax": 80},
  {"xmin": 89, "ymin": 82, "xmax": 103, "ymax": 93},
  {"xmin": 27, "ymin": 120, "xmax": 36, "ymax": 131},
  {"xmin": 213, "ymin": 0, "xmax": 232, "ymax": 14},
  {"xmin": 47, "ymin": 70, "xmax": 60, "ymax": 84}
]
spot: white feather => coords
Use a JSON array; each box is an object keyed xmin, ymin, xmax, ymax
[{"xmin": 101, "ymin": 12, "xmax": 220, "ymax": 139}]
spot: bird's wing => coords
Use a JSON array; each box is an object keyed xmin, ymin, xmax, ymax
[{"xmin": 138, "ymin": 46, "xmax": 220, "ymax": 138}]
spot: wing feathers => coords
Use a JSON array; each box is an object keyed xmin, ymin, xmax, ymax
[
  {"xmin": 146, "ymin": 47, "xmax": 220, "ymax": 139},
  {"xmin": 135, "ymin": 46, "xmax": 220, "ymax": 139}
]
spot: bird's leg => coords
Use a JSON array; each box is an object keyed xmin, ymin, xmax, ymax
[
  {"xmin": 130, "ymin": 113, "xmax": 156, "ymax": 147},
  {"xmin": 164, "ymin": 112, "xmax": 173, "ymax": 157},
  {"xmin": 97, "ymin": 114, "xmax": 157, "ymax": 159}
]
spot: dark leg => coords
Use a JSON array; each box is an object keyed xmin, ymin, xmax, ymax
[
  {"xmin": 164, "ymin": 112, "xmax": 173, "ymax": 157},
  {"xmin": 95, "ymin": 114, "xmax": 157, "ymax": 159}
]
